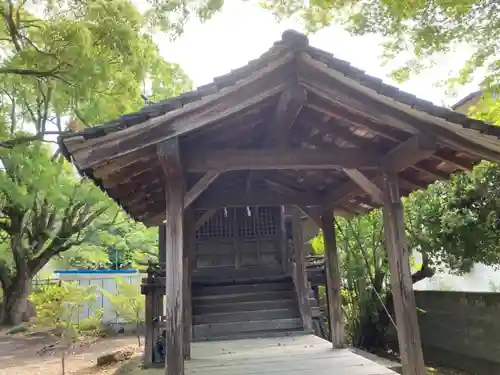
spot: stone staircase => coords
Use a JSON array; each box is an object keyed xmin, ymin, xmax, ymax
[{"xmin": 192, "ymin": 276, "xmax": 305, "ymax": 341}]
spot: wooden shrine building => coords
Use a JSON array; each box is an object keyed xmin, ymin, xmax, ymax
[{"xmin": 58, "ymin": 30, "xmax": 500, "ymax": 375}]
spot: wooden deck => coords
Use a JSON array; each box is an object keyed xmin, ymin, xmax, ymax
[{"xmin": 146, "ymin": 334, "xmax": 398, "ymax": 375}]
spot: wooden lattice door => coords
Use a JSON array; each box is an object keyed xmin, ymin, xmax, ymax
[{"xmin": 194, "ymin": 206, "xmax": 285, "ymax": 280}]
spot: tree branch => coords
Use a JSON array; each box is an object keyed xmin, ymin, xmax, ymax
[
  {"xmin": 0, "ymin": 131, "xmax": 69, "ymax": 148},
  {"xmin": 0, "ymin": 66, "xmax": 64, "ymax": 77}
]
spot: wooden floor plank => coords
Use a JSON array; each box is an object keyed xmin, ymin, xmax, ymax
[{"xmin": 145, "ymin": 334, "xmax": 397, "ymax": 375}]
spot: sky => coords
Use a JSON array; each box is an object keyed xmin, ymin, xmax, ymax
[{"xmin": 156, "ymin": 1, "xmax": 477, "ymax": 108}]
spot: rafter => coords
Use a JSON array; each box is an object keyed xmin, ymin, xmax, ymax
[
  {"xmin": 265, "ymin": 80, "xmax": 306, "ymax": 147},
  {"xmin": 307, "ymin": 96, "xmax": 481, "ymax": 171},
  {"xmin": 299, "ymin": 52, "xmax": 500, "ymax": 162}
]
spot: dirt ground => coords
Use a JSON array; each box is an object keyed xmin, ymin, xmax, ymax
[
  {"xmin": 0, "ymin": 330, "xmax": 470, "ymax": 375},
  {"xmin": 0, "ymin": 331, "xmax": 140, "ymax": 375}
]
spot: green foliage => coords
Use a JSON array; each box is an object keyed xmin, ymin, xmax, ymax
[
  {"xmin": 405, "ymin": 161, "xmax": 500, "ymax": 274},
  {"xmin": 0, "ymin": 0, "xmax": 205, "ymax": 325},
  {"xmin": 0, "ymin": 0, "xmax": 195, "ymax": 139},
  {"xmin": 29, "ymin": 282, "xmax": 99, "ymax": 334},
  {"xmin": 29, "ymin": 281, "xmax": 101, "ymax": 374},
  {"xmin": 6, "ymin": 325, "xmax": 28, "ymax": 334},
  {"xmin": 105, "ymin": 279, "xmax": 145, "ymax": 324},
  {"xmin": 53, "ymin": 212, "xmax": 159, "ymax": 270},
  {"xmin": 0, "ymin": 141, "xmax": 116, "ymax": 314},
  {"xmin": 312, "ymin": 212, "xmax": 391, "ymax": 348},
  {"xmin": 104, "ymin": 279, "xmax": 145, "ymax": 346},
  {"xmin": 79, "ymin": 310, "xmax": 104, "ymax": 334}
]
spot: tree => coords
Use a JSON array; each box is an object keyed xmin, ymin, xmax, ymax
[
  {"xmin": 405, "ymin": 161, "xmax": 500, "ymax": 274},
  {"xmin": 29, "ymin": 281, "xmax": 101, "ymax": 375},
  {"xmin": 0, "ymin": 0, "xmax": 196, "ymax": 147},
  {"xmin": 0, "ymin": 141, "xmax": 116, "ymax": 325},
  {"xmin": 104, "ymin": 279, "xmax": 145, "ymax": 347},
  {"xmin": 52, "ymin": 212, "xmax": 159, "ymax": 270},
  {"xmin": 0, "ymin": 0, "xmax": 212, "ymax": 325},
  {"xmin": 311, "ymin": 210, "xmax": 435, "ymax": 349}
]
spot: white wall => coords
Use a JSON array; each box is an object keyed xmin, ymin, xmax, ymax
[
  {"xmin": 414, "ymin": 263, "xmax": 500, "ymax": 292},
  {"xmin": 55, "ymin": 270, "xmax": 143, "ymax": 324}
]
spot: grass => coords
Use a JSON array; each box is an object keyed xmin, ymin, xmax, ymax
[
  {"xmin": 6, "ymin": 325, "xmax": 29, "ymax": 335},
  {"xmin": 113, "ymin": 357, "xmax": 162, "ymax": 375},
  {"xmin": 428, "ymin": 368, "xmax": 468, "ymax": 375}
]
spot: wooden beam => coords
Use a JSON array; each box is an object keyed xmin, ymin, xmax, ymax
[
  {"xmin": 292, "ymin": 207, "xmax": 313, "ymax": 332},
  {"xmin": 72, "ymin": 53, "xmax": 294, "ymax": 170},
  {"xmin": 297, "ymin": 206, "xmax": 322, "ymax": 228},
  {"xmin": 342, "ymin": 168, "xmax": 383, "ymax": 204},
  {"xmin": 186, "ymin": 148, "xmax": 382, "ymax": 172},
  {"xmin": 266, "ymin": 81, "xmax": 306, "ymax": 147},
  {"xmin": 143, "ymin": 207, "xmax": 217, "ymax": 229},
  {"xmin": 93, "ymin": 149, "xmax": 152, "ymax": 180},
  {"xmin": 194, "ymin": 189, "xmax": 323, "ymax": 209},
  {"xmin": 299, "ymin": 52, "xmax": 500, "ymax": 162},
  {"xmin": 320, "ymin": 210, "xmax": 344, "ymax": 348},
  {"xmin": 307, "ymin": 96, "xmax": 475, "ymax": 171},
  {"xmin": 195, "ymin": 209, "xmax": 217, "ymax": 230},
  {"xmin": 101, "ymin": 163, "xmax": 159, "ymax": 190},
  {"xmin": 184, "ymin": 172, "xmax": 220, "ymax": 208},
  {"xmin": 323, "ymin": 135, "xmax": 438, "ymax": 207},
  {"xmin": 157, "ymin": 138, "xmax": 184, "ymax": 375},
  {"xmin": 381, "ymin": 172, "xmax": 426, "ymax": 375},
  {"xmin": 383, "ymin": 135, "xmax": 437, "ymax": 172}
]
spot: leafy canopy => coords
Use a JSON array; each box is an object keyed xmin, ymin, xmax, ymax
[
  {"xmin": 0, "ymin": 0, "xmax": 198, "ymax": 143},
  {"xmin": 0, "ymin": 0, "xmax": 219, "ymax": 325}
]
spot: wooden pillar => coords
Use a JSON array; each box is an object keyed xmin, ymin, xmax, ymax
[
  {"xmin": 144, "ymin": 288, "xmax": 154, "ymax": 367},
  {"xmin": 182, "ymin": 209, "xmax": 195, "ymax": 360},
  {"xmin": 158, "ymin": 139, "xmax": 184, "ymax": 375},
  {"xmin": 291, "ymin": 207, "xmax": 313, "ymax": 332},
  {"xmin": 279, "ymin": 206, "xmax": 289, "ymax": 273},
  {"xmin": 159, "ymin": 224, "xmax": 166, "ymax": 264},
  {"xmin": 320, "ymin": 210, "xmax": 344, "ymax": 348},
  {"xmin": 382, "ymin": 172, "xmax": 426, "ymax": 375}
]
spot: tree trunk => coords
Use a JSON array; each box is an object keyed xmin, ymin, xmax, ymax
[
  {"xmin": 1, "ymin": 278, "xmax": 31, "ymax": 326},
  {"xmin": 61, "ymin": 350, "xmax": 66, "ymax": 375},
  {"xmin": 136, "ymin": 321, "xmax": 141, "ymax": 347}
]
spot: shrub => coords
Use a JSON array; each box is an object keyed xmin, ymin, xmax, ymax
[
  {"xmin": 29, "ymin": 282, "xmax": 100, "ymax": 375},
  {"xmin": 104, "ymin": 279, "xmax": 145, "ymax": 346},
  {"xmin": 7, "ymin": 325, "xmax": 28, "ymax": 335}
]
